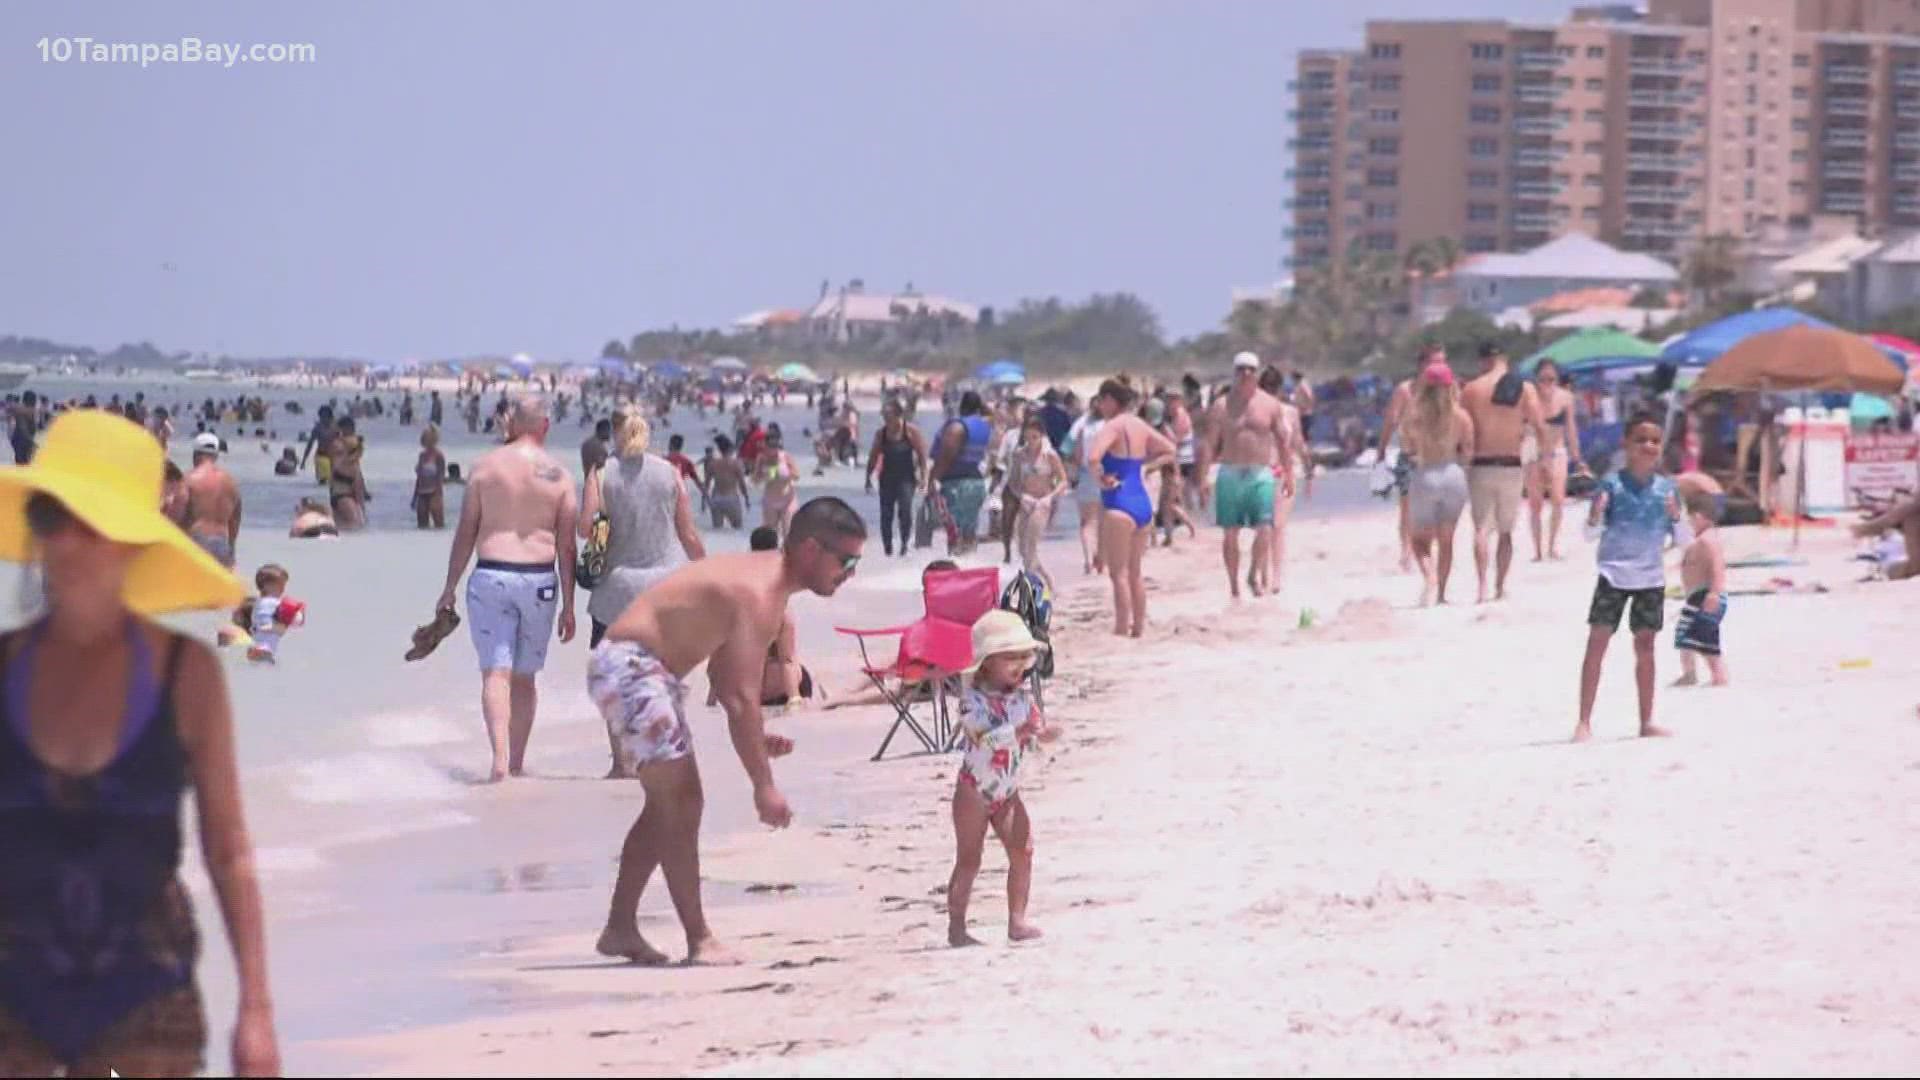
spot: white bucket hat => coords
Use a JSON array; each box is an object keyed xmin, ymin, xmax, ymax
[{"xmin": 964, "ymin": 609, "xmax": 1047, "ymax": 674}]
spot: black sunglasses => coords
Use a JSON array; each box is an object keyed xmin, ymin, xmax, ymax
[
  {"xmin": 813, "ymin": 539, "xmax": 860, "ymax": 573},
  {"xmin": 24, "ymin": 494, "xmax": 86, "ymax": 539}
]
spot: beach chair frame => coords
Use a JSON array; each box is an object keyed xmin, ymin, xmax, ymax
[{"xmin": 834, "ymin": 567, "xmax": 999, "ymax": 762}]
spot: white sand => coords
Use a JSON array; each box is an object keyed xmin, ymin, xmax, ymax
[{"xmin": 325, "ymin": 507, "xmax": 1920, "ymax": 1076}]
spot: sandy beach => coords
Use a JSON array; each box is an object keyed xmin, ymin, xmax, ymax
[{"xmin": 312, "ymin": 501, "xmax": 1920, "ymax": 1076}]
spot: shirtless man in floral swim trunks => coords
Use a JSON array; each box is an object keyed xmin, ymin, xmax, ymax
[{"xmin": 589, "ymin": 496, "xmax": 867, "ymax": 966}]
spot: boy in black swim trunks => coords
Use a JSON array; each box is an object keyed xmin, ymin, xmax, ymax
[{"xmin": 1575, "ymin": 415, "xmax": 1692, "ymax": 743}]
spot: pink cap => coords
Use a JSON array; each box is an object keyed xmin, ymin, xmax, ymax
[{"xmin": 1421, "ymin": 361, "xmax": 1455, "ymax": 387}]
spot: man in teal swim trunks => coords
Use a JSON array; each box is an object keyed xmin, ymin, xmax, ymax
[{"xmin": 1199, "ymin": 351, "xmax": 1295, "ymax": 598}]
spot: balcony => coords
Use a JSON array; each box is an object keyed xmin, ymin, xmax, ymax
[
  {"xmin": 1512, "ymin": 211, "xmax": 1553, "ymax": 229},
  {"xmin": 1298, "ymin": 77, "xmax": 1336, "ymax": 94},
  {"xmin": 1516, "ymin": 83, "xmax": 1558, "ymax": 103},
  {"xmin": 1512, "ymin": 181, "xmax": 1563, "ymax": 198},
  {"xmin": 1627, "ymin": 152, "xmax": 1687, "ymax": 170},
  {"xmin": 1822, "ymin": 192, "xmax": 1868, "ymax": 212},
  {"xmin": 1897, "ymin": 100, "xmax": 1920, "ymax": 120},
  {"xmin": 1515, "ymin": 51, "xmax": 1563, "ymax": 70},
  {"xmin": 1895, "ymin": 196, "xmax": 1920, "ymax": 216},
  {"xmin": 1628, "ymin": 56, "xmax": 1691, "ymax": 75},
  {"xmin": 1895, "ymin": 162, "xmax": 1920, "ymax": 182},
  {"xmin": 1622, "ymin": 219, "xmax": 1695, "ymax": 238},
  {"xmin": 1623, "ymin": 185, "xmax": 1694, "ymax": 203},
  {"xmin": 1825, "ymin": 97, "xmax": 1872, "ymax": 116},
  {"xmin": 1900, "ymin": 66, "xmax": 1920, "ymax": 88},
  {"xmin": 1824, "ymin": 160, "xmax": 1870, "ymax": 179},
  {"xmin": 1628, "ymin": 89, "xmax": 1695, "ymax": 107},
  {"xmin": 1512, "ymin": 146, "xmax": 1559, "ymax": 166},
  {"xmin": 1826, "ymin": 63, "xmax": 1872, "ymax": 83},
  {"xmin": 1284, "ymin": 166, "xmax": 1332, "ymax": 181},
  {"xmin": 1284, "ymin": 196, "xmax": 1333, "ymax": 211},
  {"xmin": 1898, "ymin": 130, "xmax": 1920, "ymax": 150},
  {"xmin": 1513, "ymin": 115, "xmax": 1563, "ymax": 135},
  {"xmin": 1627, "ymin": 120, "xmax": 1695, "ymax": 138},
  {"xmin": 1824, "ymin": 128, "xmax": 1871, "ymax": 148},
  {"xmin": 1288, "ymin": 137, "xmax": 1334, "ymax": 151}
]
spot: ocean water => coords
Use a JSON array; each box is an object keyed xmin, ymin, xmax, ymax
[{"xmin": 8, "ymin": 372, "xmax": 1380, "ymax": 1073}]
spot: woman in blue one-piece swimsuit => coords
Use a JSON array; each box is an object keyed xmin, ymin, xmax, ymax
[{"xmin": 1086, "ymin": 379, "xmax": 1176, "ymax": 638}]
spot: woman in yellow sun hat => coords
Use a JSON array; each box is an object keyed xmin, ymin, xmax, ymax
[{"xmin": 0, "ymin": 410, "xmax": 279, "ymax": 1076}]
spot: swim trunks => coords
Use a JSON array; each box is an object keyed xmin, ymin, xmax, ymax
[
  {"xmin": 192, "ymin": 533, "xmax": 234, "ymax": 568},
  {"xmin": 587, "ymin": 640, "xmax": 692, "ymax": 770},
  {"xmin": 938, "ymin": 477, "xmax": 988, "ymax": 538},
  {"xmin": 1673, "ymin": 588, "xmax": 1727, "ymax": 655},
  {"xmin": 1214, "ymin": 464, "xmax": 1275, "ymax": 529},
  {"xmin": 465, "ymin": 560, "xmax": 558, "ymax": 675},
  {"xmin": 1587, "ymin": 575, "xmax": 1665, "ymax": 634}
]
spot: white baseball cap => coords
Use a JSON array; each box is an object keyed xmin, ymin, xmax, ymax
[
  {"xmin": 1232, "ymin": 351, "xmax": 1261, "ymax": 370},
  {"xmin": 193, "ymin": 432, "xmax": 221, "ymax": 455}
]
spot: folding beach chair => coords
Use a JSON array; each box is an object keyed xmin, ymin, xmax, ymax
[{"xmin": 835, "ymin": 566, "xmax": 999, "ymax": 761}]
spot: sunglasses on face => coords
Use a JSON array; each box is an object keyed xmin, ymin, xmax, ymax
[
  {"xmin": 811, "ymin": 539, "xmax": 861, "ymax": 574},
  {"xmin": 25, "ymin": 495, "xmax": 91, "ymax": 539}
]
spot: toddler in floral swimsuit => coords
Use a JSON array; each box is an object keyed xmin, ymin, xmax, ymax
[{"xmin": 948, "ymin": 610, "xmax": 1057, "ymax": 947}]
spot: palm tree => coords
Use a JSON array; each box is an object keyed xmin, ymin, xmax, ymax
[{"xmin": 1227, "ymin": 298, "xmax": 1272, "ymax": 347}]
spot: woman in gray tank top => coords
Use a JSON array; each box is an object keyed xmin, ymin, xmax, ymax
[{"xmin": 579, "ymin": 414, "xmax": 706, "ymax": 649}]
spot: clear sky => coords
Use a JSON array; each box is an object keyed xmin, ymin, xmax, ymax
[{"xmin": 0, "ymin": 0, "xmax": 1560, "ymax": 360}]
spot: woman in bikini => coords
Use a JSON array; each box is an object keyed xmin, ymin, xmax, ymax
[
  {"xmin": 1526, "ymin": 359, "xmax": 1584, "ymax": 561},
  {"xmin": 1010, "ymin": 415, "xmax": 1069, "ymax": 593},
  {"xmin": 412, "ymin": 423, "xmax": 447, "ymax": 530},
  {"xmin": 757, "ymin": 429, "xmax": 799, "ymax": 542},
  {"xmin": 1086, "ymin": 379, "xmax": 1176, "ymax": 637}
]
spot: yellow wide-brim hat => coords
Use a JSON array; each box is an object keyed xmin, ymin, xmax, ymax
[{"xmin": 0, "ymin": 409, "xmax": 244, "ymax": 614}]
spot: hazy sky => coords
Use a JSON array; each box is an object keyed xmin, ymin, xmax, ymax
[{"xmin": 1, "ymin": 0, "xmax": 1559, "ymax": 359}]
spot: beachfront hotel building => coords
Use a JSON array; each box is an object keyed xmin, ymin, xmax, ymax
[{"xmin": 1285, "ymin": 0, "xmax": 1920, "ymax": 271}]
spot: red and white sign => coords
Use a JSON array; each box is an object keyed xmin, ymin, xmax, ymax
[{"xmin": 1845, "ymin": 433, "xmax": 1920, "ymax": 506}]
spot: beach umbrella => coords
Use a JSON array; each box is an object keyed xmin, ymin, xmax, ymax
[
  {"xmin": 592, "ymin": 356, "xmax": 631, "ymax": 377},
  {"xmin": 651, "ymin": 359, "xmax": 689, "ymax": 380},
  {"xmin": 1691, "ymin": 325, "xmax": 1905, "ymax": 395},
  {"xmin": 492, "ymin": 364, "xmax": 521, "ymax": 380},
  {"xmin": 1693, "ymin": 325, "xmax": 1906, "ymax": 547},
  {"xmin": 1660, "ymin": 307, "xmax": 1836, "ymax": 366},
  {"xmin": 1849, "ymin": 392, "xmax": 1896, "ymax": 425},
  {"xmin": 776, "ymin": 361, "xmax": 820, "ymax": 383},
  {"xmin": 1866, "ymin": 332, "xmax": 1915, "ymax": 374},
  {"xmin": 1521, "ymin": 326, "xmax": 1659, "ymax": 373},
  {"xmin": 975, "ymin": 358, "xmax": 1026, "ymax": 383},
  {"xmin": 710, "ymin": 356, "xmax": 749, "ymax": 372}
]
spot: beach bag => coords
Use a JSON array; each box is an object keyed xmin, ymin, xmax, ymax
[
  {"xmin": 913, "ymin": 493, "xmax": 937, "ymax": 549},
  {"xmin": 578, "ymin": 468, "xmax": 610, "ymax": 590},
  {"xmin": 998, "ymin": 571, "xmax": 1054, "ymax": 680}
]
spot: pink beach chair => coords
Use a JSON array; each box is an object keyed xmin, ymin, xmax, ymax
[{"xmin": 834, "ymin": 567, "xmax": 1000, "ymax": 761}]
